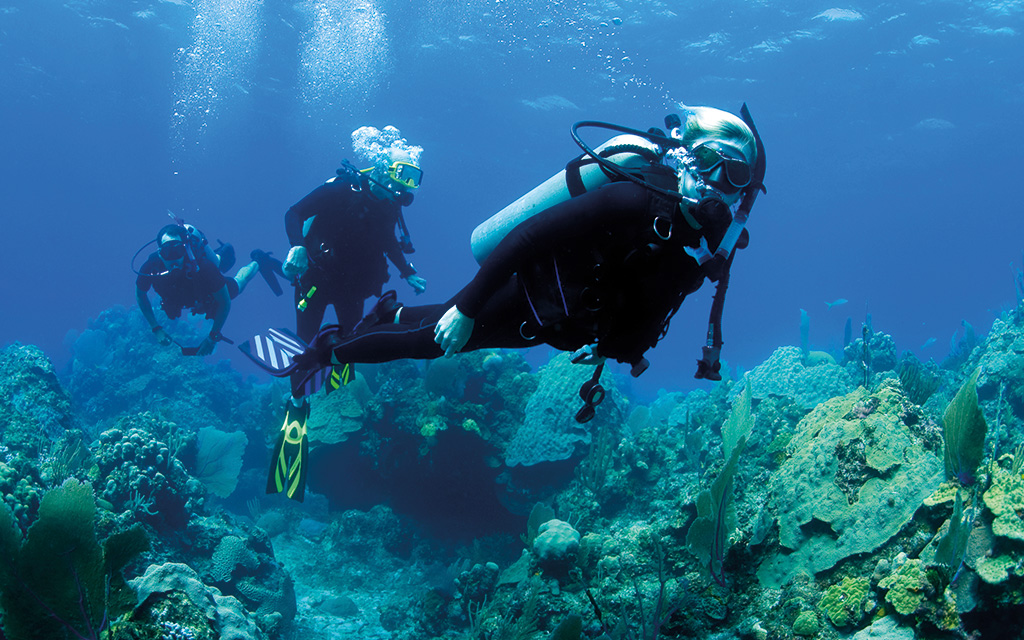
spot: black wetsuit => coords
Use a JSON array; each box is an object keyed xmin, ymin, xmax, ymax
[
  {"xmin": 326, "ymin": 180, "xmax": 731, "ymax": 369},
  {"xmin": 286, "ymin": 170, "xmax": 416, "ymax": 342},
  {"xmin": 136, "ymin": 253, "xmax": 239, "ymax": 320}
]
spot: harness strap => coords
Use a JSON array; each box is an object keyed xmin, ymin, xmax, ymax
[{"xmin": 564, "ymin": 155, "xmax": 590, "ymax": 198}]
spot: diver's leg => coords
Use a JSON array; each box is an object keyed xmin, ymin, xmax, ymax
[
  {"xmin": 335, "ymin": 293, "xmax": 364, "ymax": 335},
  {"xmin": 328, "ymin": 303, "xmax": 449, "ymax": 363},
  {"xmin": 291, "ymin": 279, "xmax": 329, "ymax": 393}
]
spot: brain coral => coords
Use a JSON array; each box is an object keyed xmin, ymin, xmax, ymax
[{"xmin": 757, "ymin": 385, "xmax": 943, "ymax": 587}]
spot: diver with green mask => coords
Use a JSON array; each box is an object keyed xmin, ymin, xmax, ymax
[{"xmin": 266, "ymin": 125, "xmax": 428, "ymax": 501}]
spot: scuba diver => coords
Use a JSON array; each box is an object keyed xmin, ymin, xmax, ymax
[
  {"xmin": 246, "ymin": 106, "xmax": 765, "ymax": 500},
  {"xmin": 264, "ymin": 125, "xmax": 427, "ymax": 501},
  {"xmin": 135, "ymin": 217, "xmax": 284, "ymax": 356},
  {"xmin": 282, "ymin": 125, "xmax": 426, "ymax": 351}
]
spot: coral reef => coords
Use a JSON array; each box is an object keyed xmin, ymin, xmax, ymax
[{"xmin": 4, "ymin": 298, "xmax": 1024, "ymax": 639}]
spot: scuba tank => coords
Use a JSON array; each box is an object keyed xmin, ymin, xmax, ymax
[{"xmin": 470, "ymin": 134, "xmax": 664, "ymax": 264}]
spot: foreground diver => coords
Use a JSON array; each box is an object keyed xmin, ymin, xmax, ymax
[
  {"xmin": 247, "ymin": 104, "xmax": 766, "ymax": 500},
  {"xmin": 135, "ymin": 219, "xmax": 283, "ymax": 356}
]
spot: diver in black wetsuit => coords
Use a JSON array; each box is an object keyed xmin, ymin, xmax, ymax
[
  {"xmin": 136, "ymin": 222, "xmax": 282, "ymax": 355},
  {"xmin": 293, "ymin": 105, "xmax": 767, "ymax": 387},
  {"xmin": 281, "ymin": 126, "xmax": 427, "ymax": 344}
]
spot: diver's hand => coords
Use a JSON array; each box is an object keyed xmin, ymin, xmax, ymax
[
  {"xmin": 153, "ymin": 327, "xmax": 172, "ymax": 347},
  {"xmin": 570, "ymin": 343, "xmax": 605, "ymax": 366},
  {"xmin": 282, "ymin": 246, "xmax": 308, "ymax": 280},
  {"xmin": 434, "ymin": 305, "xmax": 473, "ymax": 357},
  {"xmin": 195, "ymin": 336, "xmax": 217, "ymax": 356},
  {"xmin": 405, "ymin": 274, "xmax": 427, "ymax": 295}
]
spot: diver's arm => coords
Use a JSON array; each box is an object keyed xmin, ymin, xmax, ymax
[
  {"xmin": 285, "ymin": 182, "xmax": 341, "ymax": 246},
  {"xmin": 209, "ymin": 286, "xmax": 231, "ymax": 336},
  {"xmin": 382, "ymin": 227, "xmax": 423, "ymax": 292},
  {"xmin": 137, "ymin": 287, "xmax": 172, "ymax": 346}
]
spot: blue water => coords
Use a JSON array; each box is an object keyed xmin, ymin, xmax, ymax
[{"xmin": 1, "ymin": 0, "xmax": 1021, "ymax": 398}]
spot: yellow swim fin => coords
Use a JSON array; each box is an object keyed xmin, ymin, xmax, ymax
[
  {"xmin": 326, "ymin": 362, "xmax": 355, "ymax": 393},
  {"xmin": 266, "ymin": 400, "xmax": 310, "ymax": 501}
]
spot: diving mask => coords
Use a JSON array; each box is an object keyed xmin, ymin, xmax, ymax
[
  {"xmin": 690, "ymin": 142, "xmax": 751, "ymax": 193},
  {"xmin": 387, "ymin": 161, "xmax": 423, "ymax": 190},
  {"xmin": 158, "ymin": 241, "xmax": 187, "ymax": 261}
]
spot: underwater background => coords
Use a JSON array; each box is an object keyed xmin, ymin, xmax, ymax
[{"xmin": 2, "ymin": 1, "xmax": 1024, "ymax": 639}]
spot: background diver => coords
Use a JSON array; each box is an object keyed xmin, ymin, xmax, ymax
[
  {"xmin": 135, "ymin": 219, "xmax": 284, "ymax": 356},
  {"xmin": 245, "ymin": 104, "xmax": 767, "ymax": 501}
]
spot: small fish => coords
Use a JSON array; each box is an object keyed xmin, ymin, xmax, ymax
[
  {"xmin": 825, "ymin": 298, "xmax": 848, "ymax": 309},
  {"xmin": 921, "ymin": 337, "xmax": 937, "ymax": 350}
]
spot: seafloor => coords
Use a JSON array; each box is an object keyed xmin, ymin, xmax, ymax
[{"xmin": 2, "ymin": 297, "xmax": 1024, "ymax": 640}]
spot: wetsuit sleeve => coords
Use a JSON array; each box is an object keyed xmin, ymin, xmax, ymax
[
  {"xmin": 456, "ymin": 181, "xmax": 650, "ymax": 318},
  {"xmin": 382, "ymin": 223, "xmax": 416, "ymax": 278},
  {"xmin": 135, "ymin": 254, "xmax": 163, "ymax": 291},
  {"xmin": 285, "ymin": 181, "xmax": 336, "ymax": 246}
]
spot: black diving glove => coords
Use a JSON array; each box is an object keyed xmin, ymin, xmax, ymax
[{"xmin": 694, "ymin": 346, "xmax": 722, "ymax": 381}]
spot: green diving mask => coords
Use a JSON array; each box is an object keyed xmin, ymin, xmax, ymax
[{"xmin": 387, "ymin": 161, "xmax": 423, "ymax": 190}]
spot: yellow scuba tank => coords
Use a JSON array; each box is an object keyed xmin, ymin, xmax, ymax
[{"xmin": 470, "ymin": 134, "xmax": 663, "ymax": 264}]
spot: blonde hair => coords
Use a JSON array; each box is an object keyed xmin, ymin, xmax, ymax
[{"xmin": 680, "ymin": 106, "xmax": 756, "ymax": 165}]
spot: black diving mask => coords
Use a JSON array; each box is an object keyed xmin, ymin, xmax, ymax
[
  {"xmin": 158, "ymin": 241, "xmax": 187, "ymax": 261},
  {"xmin": 691, "ymin": 142, "xmax": 751, "ymax": 192}
]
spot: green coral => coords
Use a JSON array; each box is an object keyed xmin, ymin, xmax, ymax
[
  {"xmin": 983, "ymin": 468, "xmax": 1024, "ymax": 541},
  {"xmin": 0, "ymin": 479, "xmax": 147, "ymax": 640},
  {"xmin": 758, "ymin": 385, "xmax": 944, "ymax": 587},
  {"xmin": 879, "ymin": 559, "xmax": 926, "ymax": 615},
  {"xmin": 792, "ymin": 610, "xmax": 820, "ymax": 636},
  {"xmin": 942, "ymin": 367, "xmax": 987, "ymax": 482},
  {"xmin": 819, "ymin": 576, "xmax": 870, "ymax": 627},
  {"xmin": 420, "ymin": 417, "xmax": 447, "ymax": 438},
  {"xmin": 975, "ymin": 554, "xmax": 1018, "ymax": 585},
  {"xmin": 686, "ymin": 381, "xmax": 752, "ymax": 582}
]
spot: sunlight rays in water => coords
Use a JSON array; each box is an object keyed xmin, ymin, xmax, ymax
[
  {"xmin": 171, "ymin": 0, "xmax": 263, "ymax": 153},
  {"xmin": 298, "ymin": 0, "xmax": 392, "ymax": 127}
]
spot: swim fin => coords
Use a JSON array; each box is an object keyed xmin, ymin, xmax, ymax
[
  {"xmin": 215, "ymin": 241, "xmax": 236, "ymax": 273},
  {"xmin": 325, "ymin": 362, "xmax": 355, "ymax": 394},
  {"xmin": 267, "ymin": 400, "xmax": 310, "ymax": 502},
  {"xmin": 251, "ymin": 249, "xmax": 284, "ymax": 297}
]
